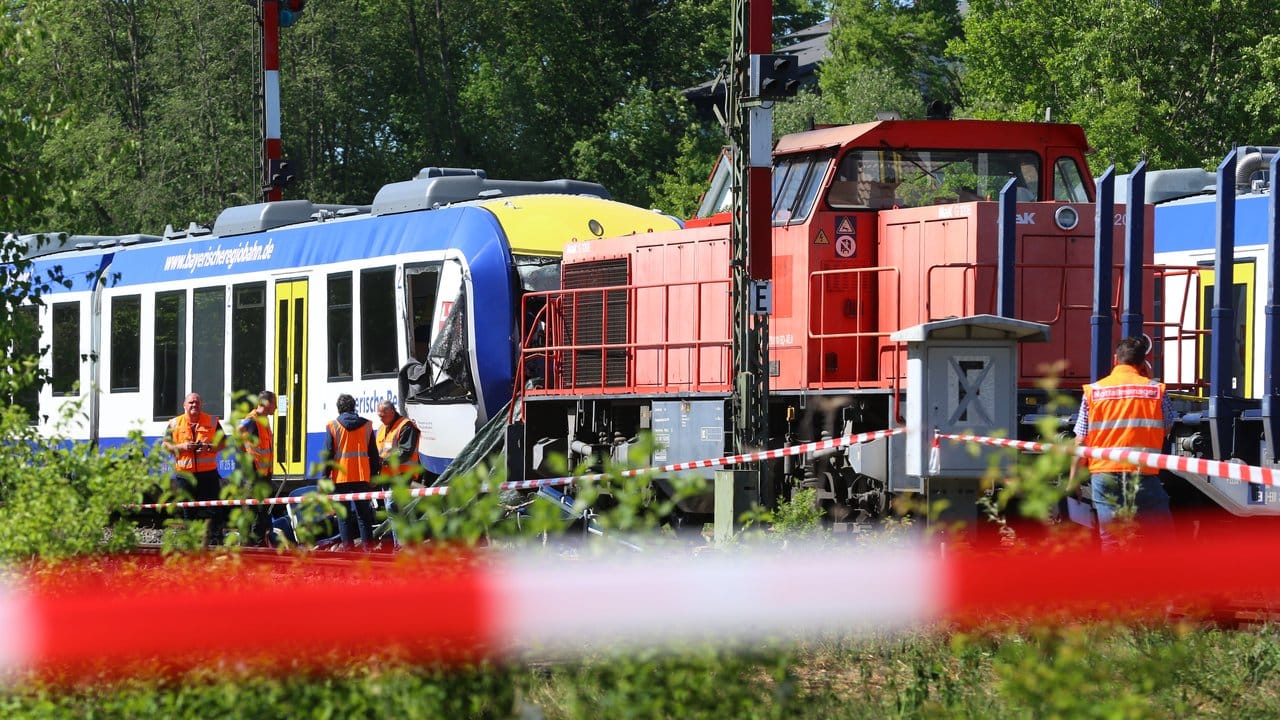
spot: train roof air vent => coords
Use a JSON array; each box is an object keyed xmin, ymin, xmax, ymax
[
  {"xmin": 211, "ymin": 199, "xmax": 319, "ymax": 237},
  {"xmin": 371, "ymin": 172, "xmax": 612, "ymax": 217}
]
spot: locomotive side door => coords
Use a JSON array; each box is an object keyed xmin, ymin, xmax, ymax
[{"xmin": 274, "ymin": 279, "xmax": 309, "ymax": 476}]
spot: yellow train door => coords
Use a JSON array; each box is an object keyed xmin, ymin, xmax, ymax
[
  {"xmin": 1198, "ymin": 259, "xmax": 1255, "ymax": 397},
  {"xmin": 274, "ymin": 279, "xmax": 308, "ymax": 476}
]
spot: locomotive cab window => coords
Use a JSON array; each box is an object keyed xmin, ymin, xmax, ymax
[
  {"xmin": 772, "ymin": 152, "xmax": 832, "ymax": 225},
  {"xmin": 832, "ymin": 149, "xmax": 1041, "ymax": 208},
  {"xmin": 1054, "ymin": 157, "xmax": 1091, "ymax": 203},
  {"xmin": 51, "ymin": 301, "xmax": 81, "ymax": 396}
]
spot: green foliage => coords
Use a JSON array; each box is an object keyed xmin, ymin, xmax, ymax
[
  {"xmin": 824, "ymin": 0, "xmax": 963, "ymax": 114},
  {"xmin": 0, "ymin": 402, "xmax": 159, "ymax": 561},
  {"xmin": 952, "ymin": 0, "xmax": 1280, "ymax": 172}
]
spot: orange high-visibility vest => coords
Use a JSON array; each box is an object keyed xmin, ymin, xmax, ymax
[
  {"xmin": 241, "ymin": 407, "xmax": 274, "ymax": 476},
  {"xmin": 169, "ymin": 412, "xmax": 221, "ymax": 474},
  {"xmin": 326, "ymin": 419, "xmax": 372, "ymax": 484},
  {"xmin": 376, "ymin": 415, "xmax": 422, "ymax": 478},
  {"xmin": 1082, "ymin": 364, "xmax": 1166, "ymax": 475}
]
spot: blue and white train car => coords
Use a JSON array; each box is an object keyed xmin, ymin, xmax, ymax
[
  {"xmin": 1144, "ymin": 152, "xmax": 1274, "ymax": 400},
  {"xmin": 19, "ymin": 171, "xmax": 680, "ymax": 479}
]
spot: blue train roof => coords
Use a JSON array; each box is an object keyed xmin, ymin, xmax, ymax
[
  {"xmin": 1154, "ymin": 192, "xmax": 1272, "ymax": 254},
  {"xmin": 30, "ymin": 204, "xmax": 506, "ymax": 294}
]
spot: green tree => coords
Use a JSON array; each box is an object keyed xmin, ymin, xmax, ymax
[
  {"xmin": 953, "ymin": 0, "xmax": 1280, "ymax": 172},
  {"xmin": 822, "ymin": 0, "xmax": 963, "ymax": 119}
]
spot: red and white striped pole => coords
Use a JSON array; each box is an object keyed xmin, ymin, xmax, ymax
[{"xmin": 262, "ymin": 0, "xmax": 282, "ymax": 203}]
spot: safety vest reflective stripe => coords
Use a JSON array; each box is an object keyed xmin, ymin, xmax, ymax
[
  {"xmin": 171, "ymin": 413, "xmax": 220, "ymax": 474},
  {"xmin": 243, "ymin": 408, "xmax": 274, "ymax": 475},
  {"xmin": 1089, "ymin": 418, "xmax": 1166, "ymax": 431},
  {"xmin": 327, "ymin": 420, "xmax": 372, "ymax": 484},
  {"xmin": 1084, "ymin": 366, "xmax": 1166, "ymax": 475},
  {"xmin": 377, "ymin": 416, "xmax": 422, "ymax": 477}
]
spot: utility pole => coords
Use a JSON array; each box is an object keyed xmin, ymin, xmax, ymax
[{"xmin": 729, "ymin": 0, "xmax": 795, "ymax": 506}]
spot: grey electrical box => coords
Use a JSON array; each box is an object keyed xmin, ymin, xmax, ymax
[{"xmin": 890, "ymin": 315, "xmax": 1050, "ymax": 481}]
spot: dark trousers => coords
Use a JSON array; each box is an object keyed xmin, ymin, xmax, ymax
[
  {"xmin": 336, "ymin": 481, "xmax": 377, "ymax": 549},
  {"xmin": 175, "ymin": 470, "xmax": 228, "ymax": 547},
  {"xmin": 250, "ymin": 472, "xmax": 275, "ymax": 546}
]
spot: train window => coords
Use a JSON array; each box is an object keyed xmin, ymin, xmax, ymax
[
  {"xmin": 231, "ymin": 283, "xmax": 266, "ymax": 400},
  {"xmin": 51, "ymin": 301, "xmax": 80, "ymax": 396},
  {"xmin": 772, "ymin": 153, "xmax": 830, "ymax": 225},
  {"xmin": 12, "ymin": 305, "xmax": 39, "ymax": 421},
  {"xmin": 421, "ymin": 287, "xmax": 474, "ymax": 401},
  {"xmin": 109, "ymin": 295, "xmax": 141, "ymax": 392},
  {"xmin": 694, "ymin": 149, "xmax": 733, "ymax": 219},
  {"xmin": 192, "ymin": 286, "xmax": 227, "ymax": 418},
  {"xmin": 1054, "ymin": 157, "xmax": 1090, "ymax": 202},
  {"xmin": 327, "ymin": 273, "xmax": 353, "ymax": 382},
  {"xmin": 361, "ymin": 267, "xmax": 398, "ymax": 378},
  {"xmin": 406, "ymin": 264, "xmax": 442, "ymax": 363},
  {"xmin": 835, "ymin": 149, "xmax": 1040, "ymax": 207},
  {"xmin": 152, "ymin": 290, "xmax": 187, "ymax": 420}
]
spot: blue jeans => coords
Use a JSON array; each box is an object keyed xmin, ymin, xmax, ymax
[{"xmin": 1090, "ymin": 472, "xmax": 1173, "ymax": 549}]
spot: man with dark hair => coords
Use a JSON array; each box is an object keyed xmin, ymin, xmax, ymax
[
  {"xmin": 315, "ymin": 393, "xmax": 381, "ymax": 549},
  {"xmin": 1073, "ymin": 336, "xmax": 1175, "ymax": 546},
  {"xmin": 162, "ymin": 393, "xmax": 229, "ymax": 547},
  {"xmin": 238, "ymin": 390, "xmax": 277, "ymax": 546}
]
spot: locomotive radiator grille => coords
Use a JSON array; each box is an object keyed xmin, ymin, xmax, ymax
[{"xmin": 561, "ymin": 258, "xmax": 629, "ymax": 388}]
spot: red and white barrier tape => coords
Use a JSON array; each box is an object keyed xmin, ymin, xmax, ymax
[
  {"xmin": 6, "ymin": 527, "xmax": 1280, "ymax": 681},
  {"xmin": 938, "ymin": 432, "xmax": 1280, "ymax": 486},
  {"xmin": 129, "ymin": 427, "xmax": 905, "ymax": 511}
]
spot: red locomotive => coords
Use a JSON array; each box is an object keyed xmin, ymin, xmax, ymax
[{"xmin": 511, "ymin": 119, "xmax": 1152, "ymax": 523}]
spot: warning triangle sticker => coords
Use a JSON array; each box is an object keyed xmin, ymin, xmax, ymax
[
  {"xmin": 814, "ymin": 229, "xmax": 830, "ymax": 245},
  {"xmin": 836, "ymin": 217, "xmax": 855, "ymax": 234}
]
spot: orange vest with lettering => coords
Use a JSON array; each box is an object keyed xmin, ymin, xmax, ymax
[
  {"xmin": 1082, "ymin": 365, "xmax": 1166, "ymax": 475},
  {"xmin": 376, "ymin": 415, "xmax": 422, "ymax": 478},
  {"xmin": 242, "ymin": 407, "xmax": 275, "ymax": 476},
  {"xmin": 327, "ymin": 419, "xmax": 372, "ymax": 484},
  {"xmin": 169, "ymin": 412, "xmax": 220, "ymax": 474}
]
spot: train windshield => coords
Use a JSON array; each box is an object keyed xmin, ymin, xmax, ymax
[
  {"xmin": 404, "ymin": 259, "xmax": 475, "ymax": 403},
  {"xmin": 831, "ymin": 149, "xmax": 1041, "ymax": 209}
]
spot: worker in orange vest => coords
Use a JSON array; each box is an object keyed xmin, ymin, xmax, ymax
[
  {"xmin": 375, "ymin": 399, "xmax": 423, "ymax": 548},
  {"xmin": 238, "ymin": 390, "xmax": 278, "ymax": 546},
  {"xmin": 1073, "ymin": 336, "xmax": 1175, "ymax": 547},
  {"xmin": 375, "ymin": 400, "xmax": 423, "ymax": 483},
  {"xmin": 162, "ymin": 392, "xmax": 229, "ymax": 547},
  {"xmin": 316, "ymin": 393, "xmax": 381, "ymax": 549}
]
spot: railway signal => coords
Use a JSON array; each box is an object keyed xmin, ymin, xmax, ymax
[
  {"xmin": 278, "ymin": 0, "xmax": 306, "ymax": 27},
  {"xmin": 748, "ymin": 54, "xmax": 799, "ymax": 99},
  {"xmin": 267, "ymin": 158, "xmax": 297, "ymax": 189}
]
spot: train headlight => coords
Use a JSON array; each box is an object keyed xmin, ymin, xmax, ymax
[{"xmin": 1054, "ymin": 205, "xmax": 1080, "ymax": 231}]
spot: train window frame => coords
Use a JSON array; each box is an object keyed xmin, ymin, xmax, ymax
[
  {"xmin": 51, "ymin": 301, "xmax": 81, "ymax": 397},
  {"xmin": 12, "ymin": 305, "xmax": 40, "ymax": 420},
  {"xmin": 230, "ymin": 282, "xmax": 267, "ymax": 401},
  {"xmin": 772, "ymin": 152, "xmax": 831, "ymax": 225},
  {"xmin": 405, "ymin": 263, "xmax": 443, "ymax": 364},
  {"xmin": 192, "ymin": 285, "xmax": 227, "ymax": 418},
  {"xmin": 109, "ymin": 294, "xmax": 142, "ymax": 393},
  {"xmin": 327, "ymin": 273, "xmax": 354, "ymax": 382},
  {"xmin": 832, "ymin": 149, "xmax": 1041, "ymax": 208},
  {"xmin": 360, "ymin": 266, "xmax": 399, "ymax": 379},
  {"xmin": 152, "ymin": 289, "xmax": 188, "ymax": 421},
  {"xmin": 1053, "ymin": 157, "xmax": 1090, "ymax": 203}
]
